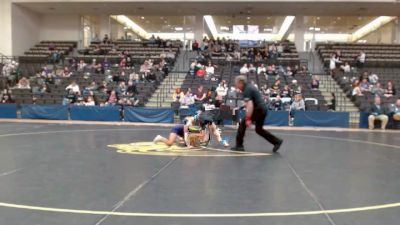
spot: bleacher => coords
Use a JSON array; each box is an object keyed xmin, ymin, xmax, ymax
[{"xmin": 317, "ymin": 43, "xmax": 400, "ymax": 67}]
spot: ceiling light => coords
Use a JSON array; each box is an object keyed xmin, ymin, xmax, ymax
[
  {"xmin": 175, "ymin": 27, "xmax": 183, "ymax": 31},
  {"xmin": 204, "ymin": 15, "xmax": 218, "ymax": 39},
  {"xmin": 315, "ymin": 27, "xmax": 321, "ymax": 31},
  {"xmin": 277, "ymin": 16, "xmax": 295, "ymax": 39},
  {"xmin": 263, "ymin": 28, "xmax": 273, "ymax": 32},
  {"xmin": 247, "ymin": 17, "xmax": 251, "ymax": 20},
  {"xmin": 141, "ymin": 16, "xmax": 145, "ymax": 20},
  {"xmin": 164, "ymin": 21, "xmax": 168, "ymax": 23},
  {"xmin": 220, "ymin": 26, "xmax": 230, "ymax": 31}
]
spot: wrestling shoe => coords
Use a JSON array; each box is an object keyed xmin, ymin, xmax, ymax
[
  {"xmin": 220, "ymin": 139, "xmax": 229, "ymax": 147},
  {"xmin": 153, "ymin": 135, "xmax": 162, "ymax": 144},
  {"xmin": 230, "ymin": 146, "xmax": 245, "ymax": 151},
  {"xmin": 272, "ymin": 139, "xmax": 283, "ymax": 153}
]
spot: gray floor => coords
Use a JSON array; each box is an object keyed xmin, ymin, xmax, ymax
[{"xmin": 0, "ymin": 123, "xmax": 399, "ymax": 225}]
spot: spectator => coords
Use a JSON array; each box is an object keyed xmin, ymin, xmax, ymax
[
  {"xmin": 115, "ymin": 82, "xmax": 127, "ymax": 95},
  {"xmin": 270, "ymin": 95, "xmax": 283, "ymax": 111},
  {"xmin": 192, "ymin": 40, "xmax": 199, "ymax": 52},
  {"xmin": 106, "ymin": 90, "xmax": 118, "ymax": 106},
  {"xmin": 328, "ymin": 92, "xmax": 336, "ymax": 111},
  {"xmin": 266, "ymin": 64, "xmax": 277, "ymax": 76},
  {"xmin": 77, "ymin": 60, "xmax": 87, "ymax": 72},
  {"xmin": 290, "ymin": 94, "xmax": 305, "ymax": 117},
  {"xmin": 0, "ymin": 94, "xmax": 14, "ymax": 104},
  {"xmin": 368, "ymin": 96, "xmax": 388, "ymax": 130},
  {"xmin": 63, "ymin": 89, "xmax": 77, "ymax": 105},
  {"xmin": 66, "ymin": 81, "xmax": 80, "ymax": 95},
  {"xmin": 248, "ymin": 64, "xmax": 257, "ymax": 73},
  {"xmin": 360, "ymin": 78, "xmax": 370, "ymax": 93},
  {"xmin": 205, "ymin": 62, "xmax": 215, "ymax": 76},
  {"xmin": 371, "ymin": 83, "xmax": 385, "ymax": 97},
  {"xmin": 180, "ymin": 88, "xmax": 195, "ymax": 106},
  {"xmin": 257, "ymin": 64, "xmax": 267, "ymax": 75},
  {"xmin": 103, "ymin": 34, "xmax": 110, "ymax": 44},
  {"xmin": 368, "ymin": 73, "xmax": 379, "ymax": 85},
  {"xmin": 17, "ymin": 77, "xmax": 30, "ymax": 89},
  {"xmin": 311, "ymin": 76, "xmax": 320, "ymax": 90},
  {"xmin": 356, "ymin": 51, "xmax": 366, "ymax": 68},
  {"xmin": 84, "ymin": 96, "xmax": 96, "ymax": 106},
  {"xmin": 391, "ymin": 98, "xmax": 400, "ymax": 122},
  {"xmin": 240, "ymin": 63, "xmax": 249, "ymax": 74},
  {"xmin": 384, "ymin": 81, "xmax": 396, "ymax": 98},
  {"xmin": 352, "ymin": 80, "xmax": 363, "ymax": 96},
  {"xmin": 280, "ymin": 85, "xmax": 291, "ymax": 98},
  {"xmin": 216, "ymin": 81, "xmax": 228, "ymax": 101},
  {"xmin": 270, "ymin": 79, "xmax": 281, "ymax": 97},
  {"xmin": 282, "ymin": 66, "xmax": 293, "ymax": 83},
  {"xmin": 260, "ymin": 84, "xmax": 270, "ymax": 99},
  {"xmin": 291, "ymin": 80, "xmax": 302, "ymax": 95},
  {"xmin": 172, "ymin": 88, "xmax": 183, "ymax": 102},
  {"xmin": 340, "ymin": 62, "xmax": 351, "ymax": 73},
  {"xmin": 61, "ymin": 67, "xmax": 72, "ymax": 77},
  {"xmin": 330, "ymin": 53, "xmax": 341, "ymax": 71},
  {"xmin": 194, "ymin": 85, "xmax": 206, "ymax": 103}
]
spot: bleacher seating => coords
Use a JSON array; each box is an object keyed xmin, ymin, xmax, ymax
[{"xmin": 317, "ymin": 43, "xmax": 400, "ymax": 67}]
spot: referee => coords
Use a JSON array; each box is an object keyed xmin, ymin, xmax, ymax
[{"xmin": 231, "ymin": 75, "xmax": 283, "ymax": 152}]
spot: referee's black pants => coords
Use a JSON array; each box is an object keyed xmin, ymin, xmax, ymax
[{"xmin": 236, "ymin": 108, "xmax": 281, "ymax": 147}]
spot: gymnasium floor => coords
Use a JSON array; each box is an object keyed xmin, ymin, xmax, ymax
[{"xmin": 0, "ymin": 121, "xmax": 399, "ymax": 225}]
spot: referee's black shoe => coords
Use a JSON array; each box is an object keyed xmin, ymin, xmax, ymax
[
  {"xmin": 230, "ymin": 146, "xmax": 245, "ymax": 151},
  {"xmin": 272, "ymin": 139, "xmax": 283, "ymax": 153}
]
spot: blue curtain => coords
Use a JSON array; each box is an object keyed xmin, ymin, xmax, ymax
[
  {"xmin": 294, "ymin": 111, "xmax": 349, "ymax": 128},
  {"xmin": 21, "ymin": 104, "xmax": 69, "ymax": 120},
  {"xmin": 124, "ymin": 107, "xmax": 174, "ymax": 123},
  {"xmin": 0, "ymin": 104, "xmax": 17, "ymax": 118},
  {"xmin": 70, "ymin": 106, "xmax": 120, "ymax": 121}
]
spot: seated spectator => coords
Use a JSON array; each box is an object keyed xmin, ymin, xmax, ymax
[
  {"xmin": 205, "ymin": 62, "xmax": 215, "ymax": 76},
  {"xmin": 194, "ymin": 85, "xmax": 206, "ymax": 103},
  {"xmin": 166, "ymin": 49, "xmax": 175, "ymax": 61},
  {"xmin": 65, "ymin": 81, "xmax": 80, "ymax": 95},
  {"xmin": 77, "ymin": 60, "xmax": 87, "ymax": 72},
  {"xmin": 260, "ymin": 84, "xmax": 270, "ymax": 98},
  {"xmin": 270, "ymin": 95, "xmax": 283, "ymax": 111},
  {"xmin": 17, "ymin": 77, "xmax": 30, "ymax": 89},
  {"xmin": 172, "ymin": 88, "xmax": 184, "ymax": 102},
  {"xmin": 106, "ymin": 90, "xmax": 119, "ymax": 106},
  {"xmin": 216, "ymin": 81, "xmax": 228, "ymax": 102},
  {"xmin": 61, "ymin": 67, "xmax": 72, "ymax": 77},
  {"xmin": 266, "ymin": 64, "xmax": 277, "ymax": 76},
  {"xmin": 368, "ymin": 73, "xmax": 379, "ymax": 85},
  {"xmin": 311, "ymin": 76, "xmax": 320, "ymax": 90},
  {"xmin": 340, "ymin": 62, "xmax": 351, "ymax": 73},
  {"xmin": 291, "ymin": 80, "xmax": 302, "ymax": 95},
  {"xmin": 84, "ymin": 96, "xmax": 96, "ymax": 106},
  {"xmin": 368, "ymin": 96, "xmax": 388, "ymax": 130},
  {"xmin": 103, "ymin": 34, "xmax": 110, "ymax": 44},
  {"xmin": 360, "ymin": 78, "xmax": 370, "ymax": 93},
  {"xmin": 180, "ymin": 88, "xmax": 195, "ymax": 106},
  {"xmin": 115, "ymin": 82, "xmax": 127, "ymax": 95},
  {"xmin": 352, "ymin": 80, "xmax": 363, "ymax": 96},
  {"xmin": 248, "ymin": 64, "xmax": 257, "ymax": 73},
  {"xmin": 371, "ymin": 82, "xmax": 385, "ymax": 97},
  {"xmin": 283, "ymin": 66, "xmax": 293, "ymax": 83},
  {"xmin": 39, "ymin": 83, "xmax": 50, "ymax": 94},
  {"xmin": 391, "ymin": 98, "xmax": 400, "ymax": 122},
  {"xmin": 384, "ymin": 81, "xmax": 396, "ymax": 98},
  {"xmin": 257, "ymin": 64, "xmax": 267, "ymax": 75},
  {"xmin": 280, "ymin": 85, "xmax": 291, "ymax": 98},
  {"xmin": 270, "ymin": 79, "xmax": 281, "ymax": 97},
  {"xmin": 0, "ymin": 94, "xmax": 14, "ymax": 104},
  {"xmin": 356, "ymin": 50, "xmax": 366, "ymax": 68},
  {"xmin": 63, "ymin": 89, "xmax": 77, "ymax": 105},
  {"xmin": 192, "ymin": 40, "xmax": 199, "ymax": 52},
  {"xmin": 290, "ymin": 94, "xmax": 305, "ymax": 117},
  {"xmin": 240, "ymin": 63, "xmax": 249, "ymax": 74}
]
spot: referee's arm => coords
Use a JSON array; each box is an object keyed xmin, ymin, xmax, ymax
[{"xmin": 244, "ymin": 100, "xmax": 254, "ymax": 127}]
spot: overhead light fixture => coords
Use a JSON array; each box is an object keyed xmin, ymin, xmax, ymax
[
  {"xmin": 247, "ymin": 17, "xmax": 251, "ymax": 20},
  {"xmin": 263, "ymin": 28, "xmax": 273, "ymax": 32},
  {"xmin": 204, "ymin": 15, "xmax": 219, "ymax": 39},
  {"xmin": 220, "ymin": 26, "xmax": 230, "ymax": 31},
  {"xmin": 175, "ymin": 27, "xmax": 183, "ymax": 31},
  {"xmin": 111, "ymin": 15, "xmax": 149, "ymax": 39},
  {"xmin": 315, "ymin": 27, "xmax": 321, "ymax": 31},
  {"xmin": 141, "ymin": 16, "xmax": 145, "ymax": 20},
  {"xmin": 309, "ymin": 27, "xmax": 315, "ymax": 31},
  {"xmin": 277, "ymin": 16, "xmax": 295, "ymax": 39},
  {"xmin": 352, "ymin": 16, "xmax": 396, "ymax": 41}
]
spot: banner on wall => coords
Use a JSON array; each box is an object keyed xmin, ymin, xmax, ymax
[
  {"xmin": 294, "ymin": 111, "xmax": 349, "ymax": 128},
  {"xmin": 0, "ymin": 104, "xmax": 17, "ymax": 118},
  {"xmin": 236, "ymin": 110, "xmax": 289, "ymax": 126},
  {"xmin": 124, "ymin": 107, "xmax": 174, "ymax": 123},
  {"xmin": 70, "ymin": 106, "xmax": 120, "ymax": 121},
  {"xmin": 21, "ymin": 104, "xmax": 69, "ymax": 120}
]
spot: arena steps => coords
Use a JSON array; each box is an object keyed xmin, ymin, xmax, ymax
[{"xmin": 146, "ymin": 73, "xmax": 186, "ymax": 107}]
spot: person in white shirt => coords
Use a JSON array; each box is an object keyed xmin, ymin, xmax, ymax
[
  {"xmin": 356, "ymin": 51, "xmax": 366, "ymax": 68},
  {"xmin": 205, "ymin": 62, "xmax": 215, "ymax": 76},
  {"xmin": 248, "ymin": 64, "xmax": 256, "ymax": 73},
  {"xmin": 84, "ymin": 96, "xmax": 96, "ymax": 106},
  {"xmin": 330, "ymin": 53, "xmax": 341, "ymax": 71},
  {"xmin": 66, "ymin": 81, "xmax": 80, "ymax": 94},
  {"xmin": 368, "ymin": 73, "xmax": 379, "ymax": 85},
  {"xmin": 340, "ymin": 62, "xmax": 351, "ymax": 73},
  {"xmin": 216, "ymin": 81, "xmax": 228, "ymax": 100},
  {"xmin": 240, "ymin": 63, "xmax": 249, "ymax": 74},
  {"xmin": 257, "ymin": 64, "xmax": 267, "ymax": 75}
]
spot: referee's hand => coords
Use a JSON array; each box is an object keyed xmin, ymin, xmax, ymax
[{"xmin": 245, "ymin": 119, "xmax": 252, "ymax": 127}]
